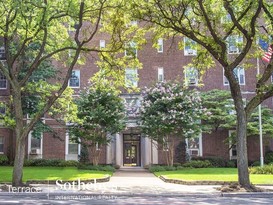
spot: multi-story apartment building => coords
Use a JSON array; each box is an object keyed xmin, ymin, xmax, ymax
[{"xmin": 1, "ymin": 28, "xmax": 273, "ymax": 167}]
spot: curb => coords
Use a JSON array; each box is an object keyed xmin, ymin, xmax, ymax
[
  {"xmin": 0, "ymin": 192, "xmax": 273, "ymax": 198},
  {"xmin": 159, "ymin": 175, "xmax": 236, "ymax": 185},
  {"xmin": 27, "ymin": 176, "xmax": 110, "ymax": 185}
]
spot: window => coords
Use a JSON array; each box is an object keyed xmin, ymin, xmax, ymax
[
  {"xmin": 0, "ymin": 136, "xmax": 3, "ymax": 153},
  {"xmin": 186, "ymin": 134, "xmax": 202, "ymax": 157},
  {"xmin": 100, "ymin": 40, "xmax": 105, "ymax": 49},
  {"xmin": 0, "ymin": 47, "xmax": 6, "ymax": 60},
  {"xmin": 69, "ymin": 70, "xmax": 80, "ymax": 88},
  {"xmin": 29, "ymin": 132, "xmax": 42, "ymax": 155},
  {"xmin": 227, "ymin": 35, "xmax": 243, "ymax": 54},
  {"xmin": 68, "ymin": 137, "xmax": 78, "ymax": 154},
  {"xmin": 125, "ymin": 68, "xmax": 138, "ymax": 87},
  {"xmin": 229, "ymin": 130, "xmax": 237, "ymax": 160},
  {"xmin": 224, "ymin": 67, "xmax": 245, "ymax": 85},
  {"xmin": 158, "ymin": 67, "xmax": 164, "ymax": 82},
  {"xmin": 185, "ymin": 67, "xmax": 198, "ymax": 86},
  {"xmin": 125, "ymin": 41, "xmax": 137, "ymax": 58},
  {"xmin": 0, "ymin": 71, "xmax": 7, "ymax": 89},
  {"xmin": 157, "ymin": 38, "xmax": 163, "ymax": 53},
  {"xmin": 184, "ymin": 37, "xmax": 197, "ymax": 56}
]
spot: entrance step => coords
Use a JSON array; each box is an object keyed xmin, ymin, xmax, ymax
[{"xmin": 118, "ymin": 167, "xmax": 148, "ymax": 172}]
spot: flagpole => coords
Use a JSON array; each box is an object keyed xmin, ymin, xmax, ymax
[{"xmin": 257, "ymin": 57, "xmax": 264, "ymax": 167}]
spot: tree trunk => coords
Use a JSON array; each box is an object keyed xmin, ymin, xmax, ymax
[
  {"xmin": 12, "ymin": 88, "xmax": 26, "ymax": 187},
  {"xmin": 12, "ymin": 136, "xmax": 26, "ymax": 186},
  {"xmin": 236, "ymin": 108, "xmax": 250, "ymax": 187}
]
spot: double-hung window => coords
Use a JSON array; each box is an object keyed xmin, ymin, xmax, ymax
[
  {"xmin": 227, "ymin": 35, "xmax": 243, "ymax": 54},
  {"xmin": 184, "ymin": 37, "xmax": 197, "ymax": 56},
  {"xmin": 69, "ymin": 70, "xmax": 80, "ymax": 88},
  {"xmin": 224, "ymin": 67, "xmax": 245, "ymax": 85},
  {"xmin": 125, "ymin": 68, "xmax": 138, "ymax": 87}
]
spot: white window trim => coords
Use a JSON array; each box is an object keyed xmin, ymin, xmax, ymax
[
  {"xmin": 157, "ymin": 38, "xmax": 163, "ymax": 53},
  {"xmin": 184, "ymin": 67, "xmax": 198, "ymax": 86},
  {"xmin": 223, "ymin": 67, "xmax": 245, "ymax": 85},
  {"xmin": 69, "ymin": 70, "xmax": 80, "ymax": 88},
  {"xmin": 28, "ymin": 131, "xmax": 43, "ymax": 157},
  {"xmin": 125, "ymin": 42, "xmax": 137, "ymax": 57},
  {"xmin": 0, "ymin": 136, "xmax": 4, "ymax": 154},
  {"xmin": 227, "ymin": 35, "xmax": 243, "ymax": 54},
  {"xmin": 100, "ymin": 40, "xmax": 106, "ymax": 49},
  {"xmin": 158, "ymin": 67, "xmax": 164, "ymax": 82},
  {"xmin": 65, "ymin": 132, "xmax": 81, "ymax": 160},
  {"xmin": 228, "ymin": 130, "xmax": 237, "ymax": 160},
  {"xmin": 184, "ymin": 37, "xmax": 197, "ymax": 56},
  {"xmin": 186, "ymin": 133, "xmax": 203, "ymax": 157}
]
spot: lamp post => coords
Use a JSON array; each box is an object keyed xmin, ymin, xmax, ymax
[{"xmin": 257, "ymin": 57, "xmax": 264, "ymax": 167}]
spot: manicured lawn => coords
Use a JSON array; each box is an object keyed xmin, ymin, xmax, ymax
[
  {"xmin": 154, "ymin": 168, "xmax": 273, "ymax": 184},
  {"xmin": 0, "ymin": 166, "xmax": 112, "ymax": 183}
]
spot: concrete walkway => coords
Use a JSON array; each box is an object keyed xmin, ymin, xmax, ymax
[
  {"xmin": 1, "ymin": 167, "xmax": 273, "ymax": 198},
  {"xmin": 101, "ymin": 167, "xmax": 222, "ymax": 196}
]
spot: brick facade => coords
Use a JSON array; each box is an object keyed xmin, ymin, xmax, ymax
[{"xmin": 1, "ymin": 33, "xmax": 273, "ymax": 166}]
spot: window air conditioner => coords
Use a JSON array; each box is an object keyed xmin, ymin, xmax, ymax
[
  {"xmin": 30, "ymin": 148, "xmax": 40, "ymax": 155},
  {"xmin": 187, "ymin": 49, "xmax": 194, "ymax": 55},
  {"xmin": 189, "ymin": 78, "xmax": 197, "ymax": 85},
  {"xmin": 189, "ymin": 149, "xmax": 199, "ymax": 156}
]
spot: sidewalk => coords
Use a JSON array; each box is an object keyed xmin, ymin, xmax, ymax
[{"xmin": 1, "ymin": 167, "xmax": 273, "ymax": 198}]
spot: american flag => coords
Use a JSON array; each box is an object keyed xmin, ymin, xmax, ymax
[{"xmin": 259, "ymin": 38, "xmax": 273, "ymax": 63}]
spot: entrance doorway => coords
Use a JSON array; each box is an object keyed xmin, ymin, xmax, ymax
[{"xmin": 123, "ymin": 134, "xmax": 141, "ymax": 166}]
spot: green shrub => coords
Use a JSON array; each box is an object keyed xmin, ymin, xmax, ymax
[
  {"xmin": 165, "ymin": 166, "xmax": 176, "ymax": 171},
  {"xmin": 173, "ymin": 163, "xmax": 181, "ymax": 167},
  {"xmin": 0, "ymin": 154, "xmax": 9, "ymax": 165},
  {"xmin": 251, "ymin": 161, "xmax": 261, "ymax": 167},
  {"xmin": 176, "ymin": 166, "xmax": 187, "ymax": 170},
  {"xmin": 149, "ymin": 165, "xmax": 167, "ymax": 172},
  {"xmin": 24, "ymin": 159, "xmax": 79, "ymax": 167},
  {"xmin": 192, "ymin": 156, "xmax": 227, "ymax": 167},
  {"xmin": 77, "ymin": 164, "xmax": 115, "ymax": 172},
  {"xmin": 226, "ymin": 160, "xmax": 236, "ymax": 168},
  {"xmin": 58, "ymin": 160, "xmax": 79, "ymax": 167},
  {"xmin": 249, "ymin": 164, "xmax": 273, "ymax": 174},
  {"xmin": 182, "ymin": 160, "xmax": 212, "ymax": 168},
  {"xmin": 265, "ymin": 151, "xmax": 273, "ymax": 164}
]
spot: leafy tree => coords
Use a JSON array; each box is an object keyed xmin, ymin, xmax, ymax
[
  {"xmin": 131, "ymin": 0, "xmax": 273, "ymax": 188},
  {"xmin": 140, "ymin": 81, "xmax": 205, "ymax": 166},
  {"xmin": 202, "ymin": 89, "xmax": 273, "ymax": 149},
  {"xmin": 70, "ymin": 85, "xmax": 126, "ymax": 165},
  {"xmin": 0, "ymin": 0, "xmax": 140, "ymax": 186}
]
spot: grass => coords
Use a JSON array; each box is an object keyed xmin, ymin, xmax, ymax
[
  {"xmin": 154, "ymin": 168, "xmax": 273, "ymax": 184},
  {"xmin": 0, "ymin": 166, "xmax": 112, "ymax": 183}
]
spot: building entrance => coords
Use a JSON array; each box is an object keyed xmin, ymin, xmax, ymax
[{"xmin": 123, "ymin": 134, "xmax": 141, "ymax": 166}]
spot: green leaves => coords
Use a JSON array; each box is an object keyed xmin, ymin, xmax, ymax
[
  {"xmin": 140, "ymin": 81, "xmax": 205, "ymax": 142},
  {"xmin": 70, "ymin": 86, "xmax": 126, "ymax": 146}
]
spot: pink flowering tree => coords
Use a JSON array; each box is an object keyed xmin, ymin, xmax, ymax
[{"xmin": 140, "ymin": 81, "xmax": 205, "ymax": 166}]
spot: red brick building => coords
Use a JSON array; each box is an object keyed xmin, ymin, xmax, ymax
[{"xmin": 1, "ymin": 27, "xmax": 273, "ymax": 167}]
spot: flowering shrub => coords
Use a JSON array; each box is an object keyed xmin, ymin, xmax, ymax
[
  {"xmin": 140, "ymin": 81, "xmax": 206, "ymax": 166},
  {"xmin": 140, "ymin": 81, "xmax": 204, "ymax": 139}
]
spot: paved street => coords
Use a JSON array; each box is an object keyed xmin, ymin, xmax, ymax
[
  {"xmin": 0, "ymin": 194, "xmax": 273, "ymax": 205},
  {"xmin": 1, "ymin": 168, "xmax": 273, "ymax": 204}
]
